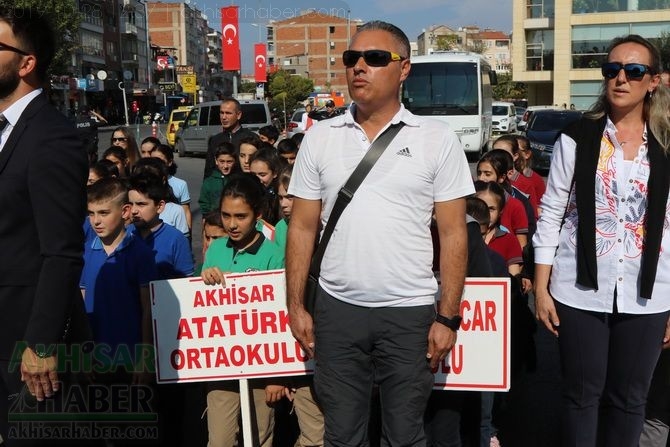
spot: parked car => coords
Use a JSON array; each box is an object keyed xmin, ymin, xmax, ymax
[
  {"xmin": 286, "ymin": 108, "xmax": 306, "ymax": 138},
  {"xmin": 166, "ymin": 106, "xmax": 193, "ymax": 147},
  {"xmin": 491, "ymin": 101, "xmax": 517, "ymax": 134},
  {"xmin": 518, "ymin": 105, "xmax": 555, "ymax": 131},
  {"xmin": 525, "ymin": 109, "xmax": 583, "ymax": 174},
  {"xmin": 175, "ymin": 99, "xmax": 272, "ymax": 157}
]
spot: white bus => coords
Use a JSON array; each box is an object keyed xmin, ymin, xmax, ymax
[{"xmin": 401, "ymin": 52, "xmax": 496, "ymax": 158}]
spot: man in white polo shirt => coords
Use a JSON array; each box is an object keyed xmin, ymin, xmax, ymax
[{"xmin": 286, "ymin": 20, "xmax": 474, "ymax": 446}]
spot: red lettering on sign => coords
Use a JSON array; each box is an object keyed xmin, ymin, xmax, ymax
[
  {"xmin": 215, "ymin": 346, "xmax": 230, "ymax": 367},
  {"xmin": 247, "ymin": 344, "xmax": 263, "ymax": 365},
  {"xmin": 176, "ymin": 319, "xmax": 193, "ymax": 340},
  {"xmin": 223, "ymin": 314, "xmax": 239, "ymax": 335},
  {"xmin": 193, "ymin": 291, "xmax": 205, "ymax": 307},
  {"xmin": 259, "ymin": 312, "xmax": 277, "ymax": 334},
  {"xmin": 186, "ymin": 348, "xmax": 201, "ymax": 369},
  {"xmin": 263, "ymin": 284, "xmax": 275, "ymax": 301},
  {"xmin": 201, "ymin": 347, "xmax": 214, "ymax": 368},
  {"xmin": 432, "ymin": 344, "xmax": 464, "ymax": 375},
  {"xmin": 170, "ymin": 349, "xmax": 184, "ymax": 370},
  {"xmin": 230, "ymin": 346, "xmax": 245, "ymax": 366},
  {"xmin": 209, "ymin": 316, "xmax": 225, "ymax": 337},
  {"xmin": 264, "ymin": 343, "xmax": 279, "ymax": 364},
  {"xmin": 279, "ymin": 310, "xmax": 290, "ymax": 332},
  {"xmin": 460, "ymin": 300, "xmax": 497, "ymax": 331}
]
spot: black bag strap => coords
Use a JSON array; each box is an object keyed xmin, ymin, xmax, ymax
[{"xmin": 309, "ymin": 122, "xmax": 405, "ymax": 277}]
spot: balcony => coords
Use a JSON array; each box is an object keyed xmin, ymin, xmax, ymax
[{"xmin": 122, "ymin": 22, "xmax": 137, "ymax": 35}]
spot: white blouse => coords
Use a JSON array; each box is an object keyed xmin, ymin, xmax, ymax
[{"xmin": 533, "ymin": 118, "xmax": 670, "ymax": 314}]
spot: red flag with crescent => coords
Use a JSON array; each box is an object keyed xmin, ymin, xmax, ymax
[
  {"xmin": 221, "ymin": 6, "xmax": 240, "ymax": 71},
  {"xmin": 254, "ymin": 43, "xmax": 267, "ymax": 82}
]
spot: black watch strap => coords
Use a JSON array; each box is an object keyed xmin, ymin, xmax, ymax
[{"xmin": 435, "ymin": 313, "xmax": 462, "ymax": 331}]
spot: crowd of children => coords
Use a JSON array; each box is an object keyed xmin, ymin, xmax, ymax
[{"xmin": 81, "ymin": 124, "xmax": 547, "ymax": 447}]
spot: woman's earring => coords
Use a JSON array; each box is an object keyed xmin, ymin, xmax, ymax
[{"xmin": 648, "ymin": 90, "xmax": 654, "ymax": 100}]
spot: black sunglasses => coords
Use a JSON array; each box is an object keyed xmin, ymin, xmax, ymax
[
  {"xmin": 601, "ymin": 62, "xmax": 654, "ymax": 80},
  {"xmin": 0, "ymin": 41, "xmax": 30, "ymax": 56},
  {"xmin": 342, "ymin": 50, "xmax": 406, "ymax": 68},
  {"xmin": 112, "ymin": 137, "xmax": 128, "ymax": 142}
]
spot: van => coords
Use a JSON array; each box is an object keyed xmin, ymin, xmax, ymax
[
  {"xmin": 175, "ymin": 99, "xmax": 272, "ymax": 157},
  {"xmin": 491, "ymin": 101, "xmax": 517, "ymax": 134}
]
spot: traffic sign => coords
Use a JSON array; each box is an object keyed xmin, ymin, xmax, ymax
[
  {"xmin": 158, "ymin": 82, "xmax": 177, "ymax": 92},
  {"xmin": 180, "ymin": 75, "xmax": 197, "ymax": 93}
]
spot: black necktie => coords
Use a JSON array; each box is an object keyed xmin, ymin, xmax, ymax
[{"xmin": 0, "ymin": 115, "xmax": 7, "ymax": 133}]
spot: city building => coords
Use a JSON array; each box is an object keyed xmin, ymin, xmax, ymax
[
  {"xmin": 512, "ymin": 0, "xmax": 670, "ymax": 109},
  {"xmin": 416, "ymin": 25, "xmax": 511, "ymax": 73},
  {"xmin": 59, "ymin": 0, "xmax": 152, "ymax": 123},
  {"xmin": 147, "ymin": 1, "xmax": 210, "ymax": 87},
  {"xmin": 267, "ymin": 10, "xmax": 363, "ymax": 102}
]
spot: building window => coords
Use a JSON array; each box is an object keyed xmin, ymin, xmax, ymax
[
  {"xmin": 329, "ymin": 26, "xmax": 335, "ymax": 33},
  {"xmin": 573, "ymin": 0, "xmax": 670, "ymax": 13},
  {"xmin": 81, "ymin": 30, "xmax": 104, "ymax": 58},
  {"xmin": 525, "ymin": 30, "xmax": 554, "ymax": 71},
  {"xmin": 80, "ymin": 2, "xmax": 103, "ymax": 27},
  {"xmin": 526, "ymin": 0, "xmax": 554, "ymax": 19},
  {"xmin": 571, "ymin": 81, "xmax": 601, "ymax": 111},
  {"xmin": 571, "ymin": 22, "xmax": 670, "ymax": 70}
]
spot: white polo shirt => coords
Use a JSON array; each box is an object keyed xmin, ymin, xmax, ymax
[{"xmin": 289, "ymin": 104, "xmax": 474, "ymax": 307}]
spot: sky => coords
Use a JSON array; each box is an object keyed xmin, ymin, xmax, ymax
[{"xmin": 173, "ymin": 0, "xmax": 513, "ymax": 73}]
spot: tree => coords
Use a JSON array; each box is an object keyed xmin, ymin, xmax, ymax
[
  {"xmin": 467, "ymin": 40, "xmax": 487, "ymax": 55},
  {"xmin": 0, "ymin": 0, "xmax": 81, "ymax": 77},
  {"xmin": 239, "ymin": 80, "xmax": 257, "ymax": 94},
  {"xmin": 656, "ymin": 31, "xmax": 670, "ymax": 71},
  {"xmin": 267, "ymin": 69, "xmax": 314, "ymax": 117},
  {"xmin": 436, "ymin": 35, "xmax": 458, "ymax": 51},
  {"xmin": 492, "ymin": 72, "xmax": 527, "ymax": 101}
]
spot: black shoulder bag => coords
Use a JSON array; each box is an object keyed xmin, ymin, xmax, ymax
[{"xmin": 304, "ymin": 122, "xmax": 405, "ymax": 315}]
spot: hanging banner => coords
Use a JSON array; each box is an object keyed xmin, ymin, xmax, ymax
[
  {"xmin": 221, "ymin": 6, "xmax": 241, "ymax": 71},
  {"xmin": 254, "ymin": 43, "xmax": 267, "ymax": 83}
]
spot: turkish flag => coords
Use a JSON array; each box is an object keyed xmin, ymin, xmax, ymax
[
  {"xmin": 254, "ymin": 43, "xmax": 267, "ymax": 82},
  {"xmin": 221, "ymin": 6, "xmax": 240, "ymax": 71}
]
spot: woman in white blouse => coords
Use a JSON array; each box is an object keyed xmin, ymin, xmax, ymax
[{"xmin": 533, "ymin": 34, "xmax": 670, "ymax": 446}]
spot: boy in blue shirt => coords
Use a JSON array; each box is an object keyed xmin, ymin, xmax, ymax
[
  {"xmin": 127, "ymin": 175, "xmax": 195, "ymax": 280},
  {"xmin": 80, "ymin": 178, "xmax": 158, "ymax": 382}
]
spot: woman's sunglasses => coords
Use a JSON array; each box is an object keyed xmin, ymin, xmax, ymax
[
  {"xmin": 112, "ymin": 137, "xmax": 128, "ymax": 142},
  {"xmin": 342, "ymin": 50, "xmax": 406, "ymax": 68},
  {"xmin": 601, "ymin": 62, "xmax": 654, "ymax": 80}
]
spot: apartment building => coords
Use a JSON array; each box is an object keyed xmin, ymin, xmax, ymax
[
  {"xmin": 147, "ymin": 2, "xmax": 209, "ymax": 83},
  {"xmin": 512, "ymin": 0, "xmax": 670, "ymax": 109},
  {"xmin": 416, "ymin": 25, "xmax": 511, "ymax": 73},
  {"xmin": 267, "ymin": 11, "xmax": 362, "ymax": 101}
]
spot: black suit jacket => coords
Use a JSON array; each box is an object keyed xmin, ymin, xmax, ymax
[{"xmin": 0, "ymin": 92, "xmax": 88, "ymax": 360}]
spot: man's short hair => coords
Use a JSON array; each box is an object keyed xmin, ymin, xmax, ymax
[
  {"xmin": 355, "ymin": 21, "xmax": 410, "ymax": 59},
  {"xmin": 128, "ymin": 175, "xmax": 169, "ymax": 205},
  {"xmin": 87, "ymin": 177, "xmax": 128, "ymax": 208},
  {"xmin": 0, "ymin": 8, "xmax": 56, "ymax": 82},
  {"xmin": 221, "ymin": 97, "xmax": 242, "ymax": 113}
]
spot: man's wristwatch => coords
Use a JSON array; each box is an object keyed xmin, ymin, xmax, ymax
[{"xmin": 435, "ymin": 313, "xmax": 463, "ymax": 331}]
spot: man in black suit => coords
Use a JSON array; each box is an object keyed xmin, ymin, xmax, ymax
[
  {"xmin": 202, "ymin": 97, "xmax": 255, "ymax": 178},
  {"xmin": 0, "ymin": 8, "xmax": 88, "ymax": 443}
]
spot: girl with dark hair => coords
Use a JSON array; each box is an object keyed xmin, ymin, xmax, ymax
[{"xmin": 200, "ymin": 173, "xmax": 285, "ymax": 447}]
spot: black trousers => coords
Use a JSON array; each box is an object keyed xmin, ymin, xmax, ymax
[
  {"xmin": 554, "ymin": 300, "xmax": 669, "ymax": 447},
  {"xmin": 313, "ymin": 289, "xmax": 435, "ymax": 447}
]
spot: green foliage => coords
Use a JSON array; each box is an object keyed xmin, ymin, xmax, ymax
[
  {"xmin": 239, "ymin": 80, "xmax": 257, "ymax": 94},
  {"xmin": 492, "ymin": 72, "xmax": 527, "ymax": 100},
  {"xmin": 467, "ymin": 40, "xmax": 487, "ymax": 55},
  {"xmin": 0, "ymin": 0, "xmax": 81, "ymax": 76},
  {"xmin": 656, "ymin": 31, "xmax": 670, "ymax": 71},
  {"xmin": 436, "ymin": 35, "xmax": 458, "ymax": 51},
  {"xmin": 267, "ymin": 69, "xmax": 314, "ymax": 114}
]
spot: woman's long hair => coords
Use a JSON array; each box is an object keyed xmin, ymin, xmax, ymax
[{"xmin": 586, "ymin": 34, "xmax": 670, "ymax": 151}]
